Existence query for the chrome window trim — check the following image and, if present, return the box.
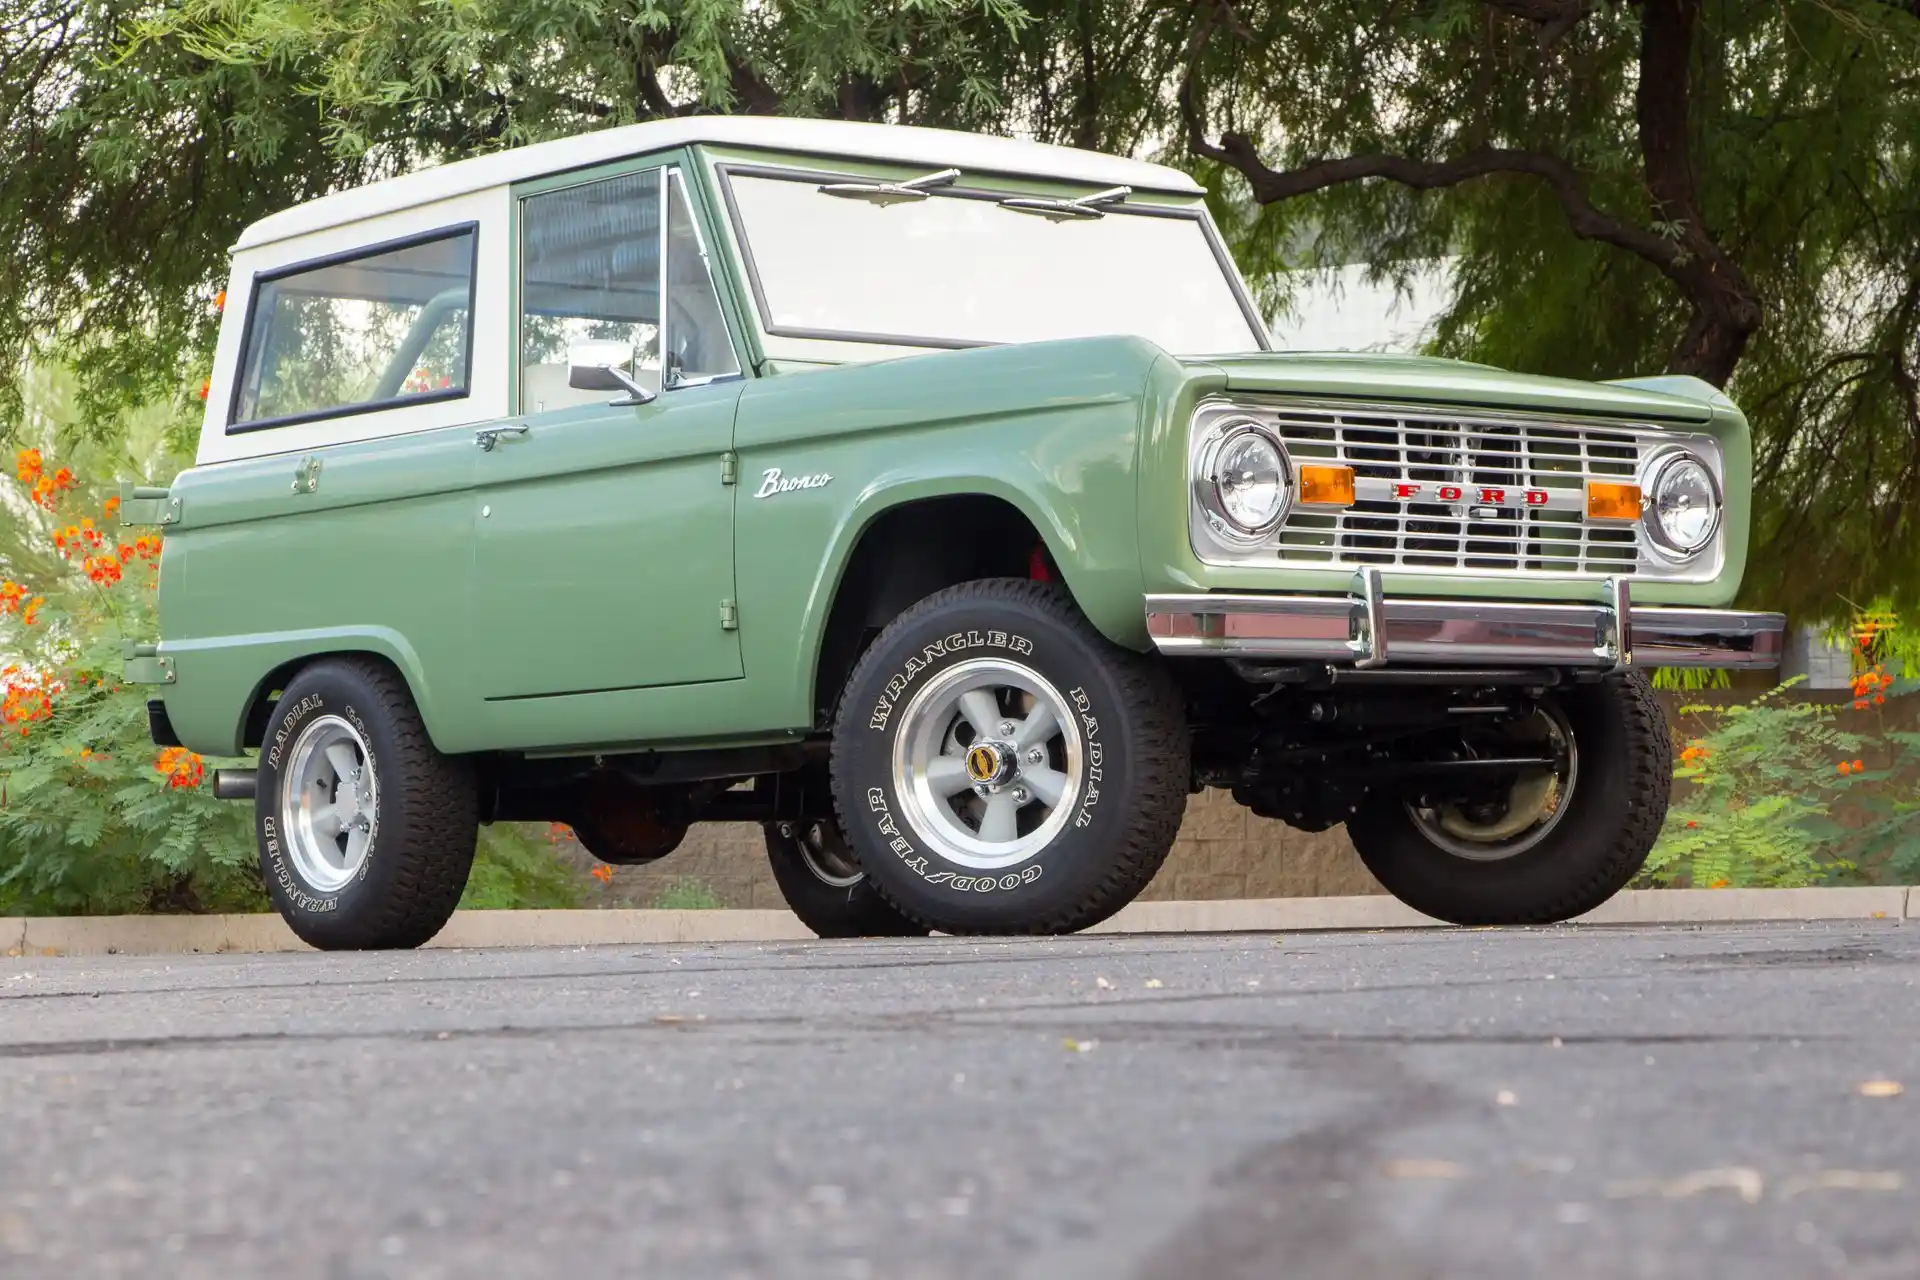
[711,161,1272,354]
[226,221,480,435]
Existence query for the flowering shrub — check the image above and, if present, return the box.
[1646,603,1920,889]
[1642,680,1868,889]
[0,446,264,913]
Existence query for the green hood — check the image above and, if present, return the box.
[1189,351,1719,425]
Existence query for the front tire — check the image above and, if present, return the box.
[829,579,1188,935]
[764,820,929,938]
[255,656,479,950]
[1346,671,1670,925]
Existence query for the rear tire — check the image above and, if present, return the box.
[254,657,478,950]
[1346,671,1670,925]
[829,579,1188,935]
[764,820,929,938]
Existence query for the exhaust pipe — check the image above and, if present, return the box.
[212,769,257,801]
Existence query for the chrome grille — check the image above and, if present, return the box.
[1272,407,1648,576]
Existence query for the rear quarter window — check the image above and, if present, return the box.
[229,225,478,432]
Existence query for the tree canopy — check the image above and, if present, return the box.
[5,0,1920,616]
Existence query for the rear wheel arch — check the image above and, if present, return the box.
[239,646,442,753]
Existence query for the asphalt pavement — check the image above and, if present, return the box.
[1,921,1916,1279]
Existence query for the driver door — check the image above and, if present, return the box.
[469,162,746,701]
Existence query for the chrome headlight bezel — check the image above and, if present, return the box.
[1192,418,1293,546]
[1640,447,1723,558]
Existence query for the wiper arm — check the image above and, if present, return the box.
[818,168,961,206]
[998,185,1132,220]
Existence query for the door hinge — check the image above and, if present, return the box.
[117,483,180,528]
[719,599,739,631]
[292,455,322,494]
[720,451,739,486]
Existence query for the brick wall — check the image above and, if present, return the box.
[581,788,1383,909]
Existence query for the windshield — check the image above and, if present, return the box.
[722,169,1266,355]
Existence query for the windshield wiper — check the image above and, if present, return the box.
[998,185,1132,220]
[818,168,961,206]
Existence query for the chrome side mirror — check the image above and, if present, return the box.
[566,339,656,406]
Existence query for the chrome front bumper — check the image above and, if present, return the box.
[1145,571,1784,671]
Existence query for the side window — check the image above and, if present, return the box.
[231,226,476,430]
[519,169,663,414]
[663,171,741,386]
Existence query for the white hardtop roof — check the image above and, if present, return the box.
[235,117,1205,251]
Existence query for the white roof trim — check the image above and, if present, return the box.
[235,118,1205,251]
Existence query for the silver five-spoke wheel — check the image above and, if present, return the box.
[281,714,379,893]
[891,658,1083,870]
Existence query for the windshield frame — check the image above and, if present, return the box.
[710,160,1271,358]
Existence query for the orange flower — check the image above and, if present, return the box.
[51,467,74,491]
[212,289,226,313]
[1854,759,1866,772]
[104,494,121,519]
[155,746,204,789]
[118,543,135,563]
[1709,878,1731,889]
[83,554,123,586]
[31,474,55,507]
[19,597,44,626]
[0,581,24,614]
[1685,820,1699,828]
[589,864,615,884]
[14,448,41,484]
[197,378,210,401]
[1837,762,1851,775]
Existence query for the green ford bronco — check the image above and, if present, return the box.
[127,117,1784,949]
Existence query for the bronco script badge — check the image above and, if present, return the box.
[754,467,833,498]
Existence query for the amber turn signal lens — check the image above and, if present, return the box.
[1586,481,1643,521]
[1297,464,1355,507]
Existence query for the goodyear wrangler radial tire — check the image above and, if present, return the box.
[829,579,1189,935]
[254,656,479,950]
[1345,671,1671,926]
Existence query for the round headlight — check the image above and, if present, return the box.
[1643,451,1721,556]
[1200,423,1291,542]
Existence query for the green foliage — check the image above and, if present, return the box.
[1644,681,1866,889]
[650,875,723,910]
[0,370,263,914]
[1649,668,1732,693]
[459,824,587,910]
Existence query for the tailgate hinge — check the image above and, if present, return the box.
[720,451,739,486]
[719,598,739,631]
[122,640,175,685]
[117,483,181,528]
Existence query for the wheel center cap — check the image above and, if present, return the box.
[965,742,1013,786]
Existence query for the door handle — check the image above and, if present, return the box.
[475,424,530,452]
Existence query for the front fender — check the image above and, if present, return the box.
[731,336,1166,729]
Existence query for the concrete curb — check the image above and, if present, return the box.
[3,886,1912,957]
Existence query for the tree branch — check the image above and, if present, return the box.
[1482,0,1594,48]
[1178,79,1684,271]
